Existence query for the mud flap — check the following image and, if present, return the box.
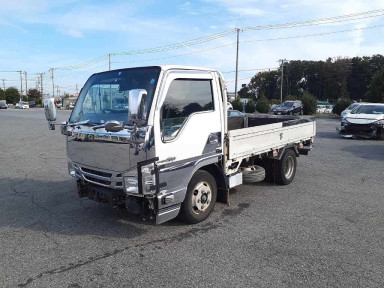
[217,188,230,206]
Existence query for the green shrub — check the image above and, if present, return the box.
[301,92,317,115]
[245,100,256,113]
[256,96,270,113]
[332,99,352,115]
[285,95,298,101]
[232,98,243,111]
[269,99,280,105]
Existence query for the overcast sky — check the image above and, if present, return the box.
[1,0,384,94]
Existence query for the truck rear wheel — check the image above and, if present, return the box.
[275,149,297,185]
[179,170,217,224]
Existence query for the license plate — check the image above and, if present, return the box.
[277,112,281,115]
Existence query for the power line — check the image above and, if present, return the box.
[242,23,384,45]
[103,23,384,69]
[244,9,384,31]
[51,22,384,88]
[50,9,384,71]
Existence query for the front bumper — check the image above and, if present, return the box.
[274,110,289,115]
[337,123,378,138]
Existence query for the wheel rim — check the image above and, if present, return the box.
[191,181,212,214]
[284,156,295,179]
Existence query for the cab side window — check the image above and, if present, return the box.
[161,79,214,141]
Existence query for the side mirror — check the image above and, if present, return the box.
[128,89,147,124]
[44,97,57,130]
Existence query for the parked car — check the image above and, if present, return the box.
[270,104,280,114]
[316,105,326,114]
[227,110,245,117]
[0,103,7,109]
[273,100,303,115]
[17,101,30,109]
[227,102,233,110]
[317,104,333,114]
[325,105,333,113]
[28,101,36,108]
[340,102,364,118]
[337,103,384,139]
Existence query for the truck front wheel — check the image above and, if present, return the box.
[275,149,297,185]
[179,170,217,224]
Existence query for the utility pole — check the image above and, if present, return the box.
[109,54,112,71]
[1,79,5,92]
[18,71,23,101]
[56,85,59,97]
[279,59,286,103]
[234,28,240,99]
[75,84,78,95]
[24,71,28,100]
[39,73,44,99]
[50,68,55,97]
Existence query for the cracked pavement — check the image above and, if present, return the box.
[1,109,384,287]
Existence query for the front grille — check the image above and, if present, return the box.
[346,124,375,133]
[81,167,112,178]
[76,165,123,189]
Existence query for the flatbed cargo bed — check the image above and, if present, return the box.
[226,114,316,172]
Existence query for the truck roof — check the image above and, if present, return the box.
[90,65,220,79]
[160,65,216,72]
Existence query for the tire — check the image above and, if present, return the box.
[179,170,217,224]
[275,149,297,185]
[241,165,265,183]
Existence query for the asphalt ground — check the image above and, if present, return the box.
[1,109,383,288]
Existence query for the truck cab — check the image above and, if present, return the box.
[44,65,315,224]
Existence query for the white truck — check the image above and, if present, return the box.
[44,65,316,224]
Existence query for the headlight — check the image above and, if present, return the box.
[68,162,76,177]
[140,165,156,195]
[341,118,350,126]
[123,163,157,195]
[123,176,139,193]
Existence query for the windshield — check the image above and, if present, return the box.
[283,102,294,107]
[355,105,384,115]
[69,67,161,125]
[347,103,359,110]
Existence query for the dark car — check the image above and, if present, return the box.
[227,110,245,130]
[0,103,7,109]
[273,100,303,115]
[28,101,36,108]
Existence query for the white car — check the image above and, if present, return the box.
[17,101,30,109]
[227,102,233,110]
[337,103,384,139]
[316,105,326,114]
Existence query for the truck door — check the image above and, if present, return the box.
[154,69,222,164]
